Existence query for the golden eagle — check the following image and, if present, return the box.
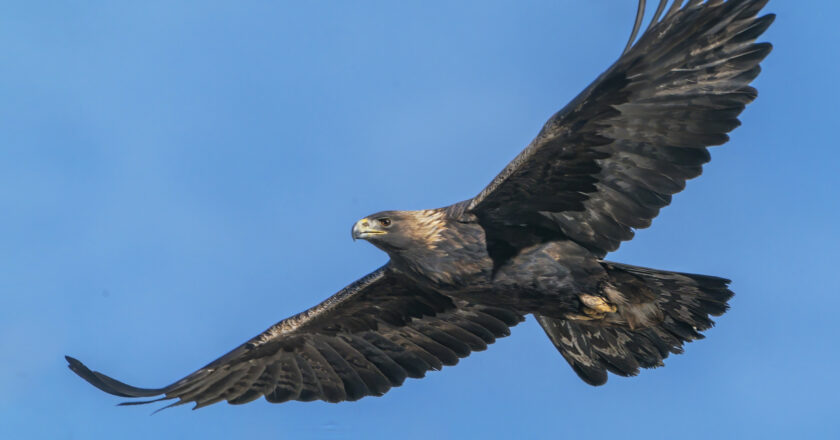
[67,0,774,409]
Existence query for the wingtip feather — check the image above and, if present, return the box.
[66,354,166,398]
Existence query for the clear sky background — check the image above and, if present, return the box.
[2,1,838,439]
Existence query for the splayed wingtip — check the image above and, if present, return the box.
[66,354,166,398]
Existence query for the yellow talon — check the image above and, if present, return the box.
[566,295,617,321]
[582,308,606,320]
[580,294,617,314]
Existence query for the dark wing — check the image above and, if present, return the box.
[66,265,523,409]
[468,0,774,259]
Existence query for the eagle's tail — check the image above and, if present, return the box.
[535,262,733,386]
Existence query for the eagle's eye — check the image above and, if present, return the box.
[378,218,392,227]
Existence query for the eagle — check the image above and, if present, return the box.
[67,0,774,410]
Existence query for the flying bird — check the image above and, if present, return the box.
[67,0,774,410]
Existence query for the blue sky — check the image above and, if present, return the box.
[2,1,838,438]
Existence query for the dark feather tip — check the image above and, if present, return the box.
[66,355,165,398]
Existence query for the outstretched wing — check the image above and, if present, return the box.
[66,266,523,409]
[468,0,773,258]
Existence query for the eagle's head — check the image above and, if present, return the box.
[352,209,447,253]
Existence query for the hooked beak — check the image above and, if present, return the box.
[352,218,387,241]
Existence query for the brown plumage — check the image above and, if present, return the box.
[67,0,774,408]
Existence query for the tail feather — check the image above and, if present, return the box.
[537,262,733,385]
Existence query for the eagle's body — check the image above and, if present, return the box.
[378,205,586,316]
[68,0,774,408]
